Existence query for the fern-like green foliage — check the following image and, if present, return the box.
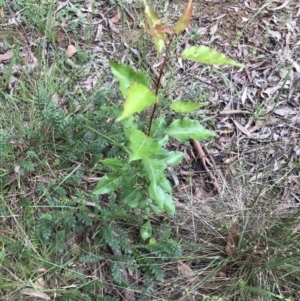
[95,296,120,301]
[36,213,53,240]
[134,249,165,281]
[76,207,93,226]
[30,88,126,167]
[0,130,9,157]
[111,261,127,286]
[79,254,104,263]
[138,279,154,301]
[144,240,182,260]
[101,224,123,251]
[1,83,185,298]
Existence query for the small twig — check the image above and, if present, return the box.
[122,4,135,23]
[3,0,37,71]
[4,0,31,49]
[147,58,168,135]
[201,110,251,122]
[217,110,251,116]
[191,140,221,195]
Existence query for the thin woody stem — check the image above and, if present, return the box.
[147,35,174,136]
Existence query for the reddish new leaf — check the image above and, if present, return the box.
[144,0,161,30]
[144,22,167,40]
[143,0,167,51]
[174,0,193,34]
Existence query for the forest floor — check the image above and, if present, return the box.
[0,0,300,300]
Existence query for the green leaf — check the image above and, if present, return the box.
[137,199,148,209]
[123,173,139,187]
[101,106,122,117]
[129,130,160,161]
[160,178,172,194]
[149,204,163,214]
[150,117,167,138]
[117,83,157,121]
[142,158,166,183]
[110,60,149,98]
[100,158,127,170]
[157,135,169,146]
[165,151,184,166]
[174,0,193,34]
[170,101,207,113]
[141,220,152,240]
[164,193,175,216]
[128,198,140,208]
[149,182,165,210]
[150,117,169,146]
[166,118,216,142]
[153,37,165,52]
[121,189,142,208]
[122,116,138,139]
[181,45,244,67]
[149,238,157,244]
[93,173,123,195]
[154,149,183,166]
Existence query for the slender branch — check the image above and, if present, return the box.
[147,36,174,136]
[147,103,157,136]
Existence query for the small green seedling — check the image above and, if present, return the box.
[93,0,243,239]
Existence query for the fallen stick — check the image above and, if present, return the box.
[191,140,221,195]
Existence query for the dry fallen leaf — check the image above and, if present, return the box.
[34,277,45,290]
[269,0,290,10]
[0,229,14,236]
[178,262,193,275]
[232,119,251,137]
[241,87,248,105]
[21,276,49,299]
[178,262,197,281]
[219,136,231,143]
[52,92,64,108]
[274,107,296,117]
[225,226,240,259]
[67,45,77,57]
[109,8,121,24]
[22,49,38,70]
[4,173,18,187]
[210,23,218,35]
[95,24,103,41]
[269,30,281,41]
[249,172,263,182]
[248,118,277,133]
[21,288,50,300]
[0,51,13,63]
